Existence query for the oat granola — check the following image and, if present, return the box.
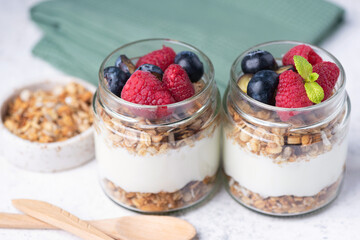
[3,82,93,143]
[104,175,216,212]
[227,174,342,215]
[225,102,346,164]
[95,80,219,156]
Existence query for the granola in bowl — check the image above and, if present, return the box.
[3,82,93,143]
[0,76,95,172]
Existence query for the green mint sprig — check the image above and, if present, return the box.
[293,55,324,104]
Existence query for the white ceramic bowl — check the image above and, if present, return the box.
[0,76,96,172]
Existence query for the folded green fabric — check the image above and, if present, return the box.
[31,0,344,93]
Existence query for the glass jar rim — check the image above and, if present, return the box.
[98,38,215,109]
[230,40,346,112]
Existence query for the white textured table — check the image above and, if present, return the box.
[1,0,359,239]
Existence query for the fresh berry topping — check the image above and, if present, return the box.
[241,50,277,74]
[237,74,253,93]
[103,66,130,96]
[313,62,340,101]
[247,70,279,105]
[115,55,136,75]
[308,50,323,65]
[163,64,195,102]
[275,65,295,75]
[135,46,176,71]
[275,70,313,109]
[121,70,175,105]
[174,51,204,82]
[136,64,164,80]
[282,45,322,66]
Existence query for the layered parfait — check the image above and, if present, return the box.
[93,40,221,212]
[223,42,350,215]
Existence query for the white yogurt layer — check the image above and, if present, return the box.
[95,128,220,193]
[224,136,347,197]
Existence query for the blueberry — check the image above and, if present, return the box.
[275,65,295,75]
[103,66,129,96]
[115,55,136,75]
[247,70,279,105]
[241,50,277,74]
[136,64,164,80]
[174,51,204,82]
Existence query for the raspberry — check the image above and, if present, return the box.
[121,70,175,105]
[135,46,176,72]
[163,64,195,102]
[282,45,322,66]
[275,70,313,120]
[313,61,340,101]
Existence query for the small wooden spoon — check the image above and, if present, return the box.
[12,199,115,240]
[1,199,196,240]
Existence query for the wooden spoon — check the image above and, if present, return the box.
[12,199,115,240]
[2,200,196,240]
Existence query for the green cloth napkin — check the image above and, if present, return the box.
[30,0,344,93]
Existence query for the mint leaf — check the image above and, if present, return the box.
[293,55,314,82]
[293,55,323,104]
[304,82,324,104]
[308,72,319,82]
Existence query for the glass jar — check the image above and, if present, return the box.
[223,41,351,216]
[93,39,221,213]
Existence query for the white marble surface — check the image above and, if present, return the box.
[1,0,359,239]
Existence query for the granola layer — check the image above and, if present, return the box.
[225,103,347,164]
[226,174,342,215]
[104,175,216,212]
[94,80,220,156]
